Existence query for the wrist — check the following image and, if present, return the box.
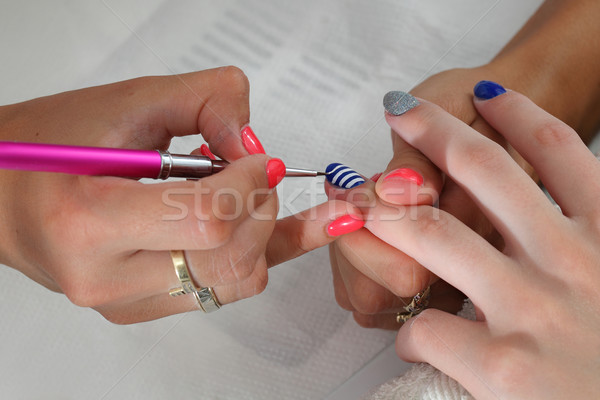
[482,0,600,141]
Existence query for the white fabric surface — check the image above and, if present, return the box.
[0,1,544,398]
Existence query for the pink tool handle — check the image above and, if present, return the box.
[0,141,162,178]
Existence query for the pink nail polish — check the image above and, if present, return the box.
[327,215,364,237]
[200,144,217,160]
[383,168,424,186]
[266,158,286,189]
[370,172,383,182]
[241,126,265,155]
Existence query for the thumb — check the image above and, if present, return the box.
[377,94,443,205]
[266,200,364,268]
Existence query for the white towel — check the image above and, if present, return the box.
[362,301,476,400]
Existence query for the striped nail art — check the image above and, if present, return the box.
[326,163,365,189]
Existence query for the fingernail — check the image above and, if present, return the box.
[266,158,286,189]
[370,172,383,182]
[327,214,364,237]
[241,126,265,155]
[473,80,506,100]
[325,163,366,189]
[383,91,420,116]
[379,168,424,204]
[382,168,424,186]
[200,144,217,160]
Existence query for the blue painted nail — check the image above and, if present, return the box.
[326,163,365,189]
[383,91,420,116]
[474,80,506,100]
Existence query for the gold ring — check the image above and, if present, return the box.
[168,250,198,297]
[396,285,431,323]
[168,250,222,313]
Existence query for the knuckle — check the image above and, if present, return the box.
[413,208,451,240]
[251,268,269,295]
[44,208,88,253]
[531,120,576,147]
[210,186,242,218]
[61,276,105,308]
[392,280,428,300]
[482,337,536,390]
[216,66,249,94]
[98,310,131,325]
[97,308,140,325]
[230,259,256,282]
[196,218,234,248]
[353,313,379,329]
[285,222,312,257]
[350,288,389,315]
[241,265,269,299]
[334,290,355,311]
[213,251,261,286]
[456,141,508,175]
[379,260,429,298]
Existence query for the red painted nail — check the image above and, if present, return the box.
[200,144,217,160]
[370,172,383,182]
[266,158,286,189]
[383,168,424,186]
[241,126,265,155]
[327,214,364,237]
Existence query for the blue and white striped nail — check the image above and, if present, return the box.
[326,163,366,189]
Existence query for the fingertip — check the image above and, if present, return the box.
[395,309,434,362]
[199,144,217,160]
[376,167,440,206]
[473,80,507,101]
[241,125,266,155]
[383,91,420,116]
[266,158,286,189]
[325,162,366,189]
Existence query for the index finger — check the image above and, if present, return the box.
[265,200,365,268]
[473,82,600,218]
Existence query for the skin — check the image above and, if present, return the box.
[373,90,600,399]
[0,67,361,324]
[329,0,600,329]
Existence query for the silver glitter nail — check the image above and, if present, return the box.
[383,91,420,116]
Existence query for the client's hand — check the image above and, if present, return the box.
[368,83,600,398]
[327,68,509,329]
[0,67,363,324]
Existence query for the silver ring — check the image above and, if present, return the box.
[194,287,221,313]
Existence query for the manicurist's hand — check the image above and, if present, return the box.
[0,67,364,324]
[367,83,600,399]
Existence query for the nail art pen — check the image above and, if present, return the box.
[0,141,326,179]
